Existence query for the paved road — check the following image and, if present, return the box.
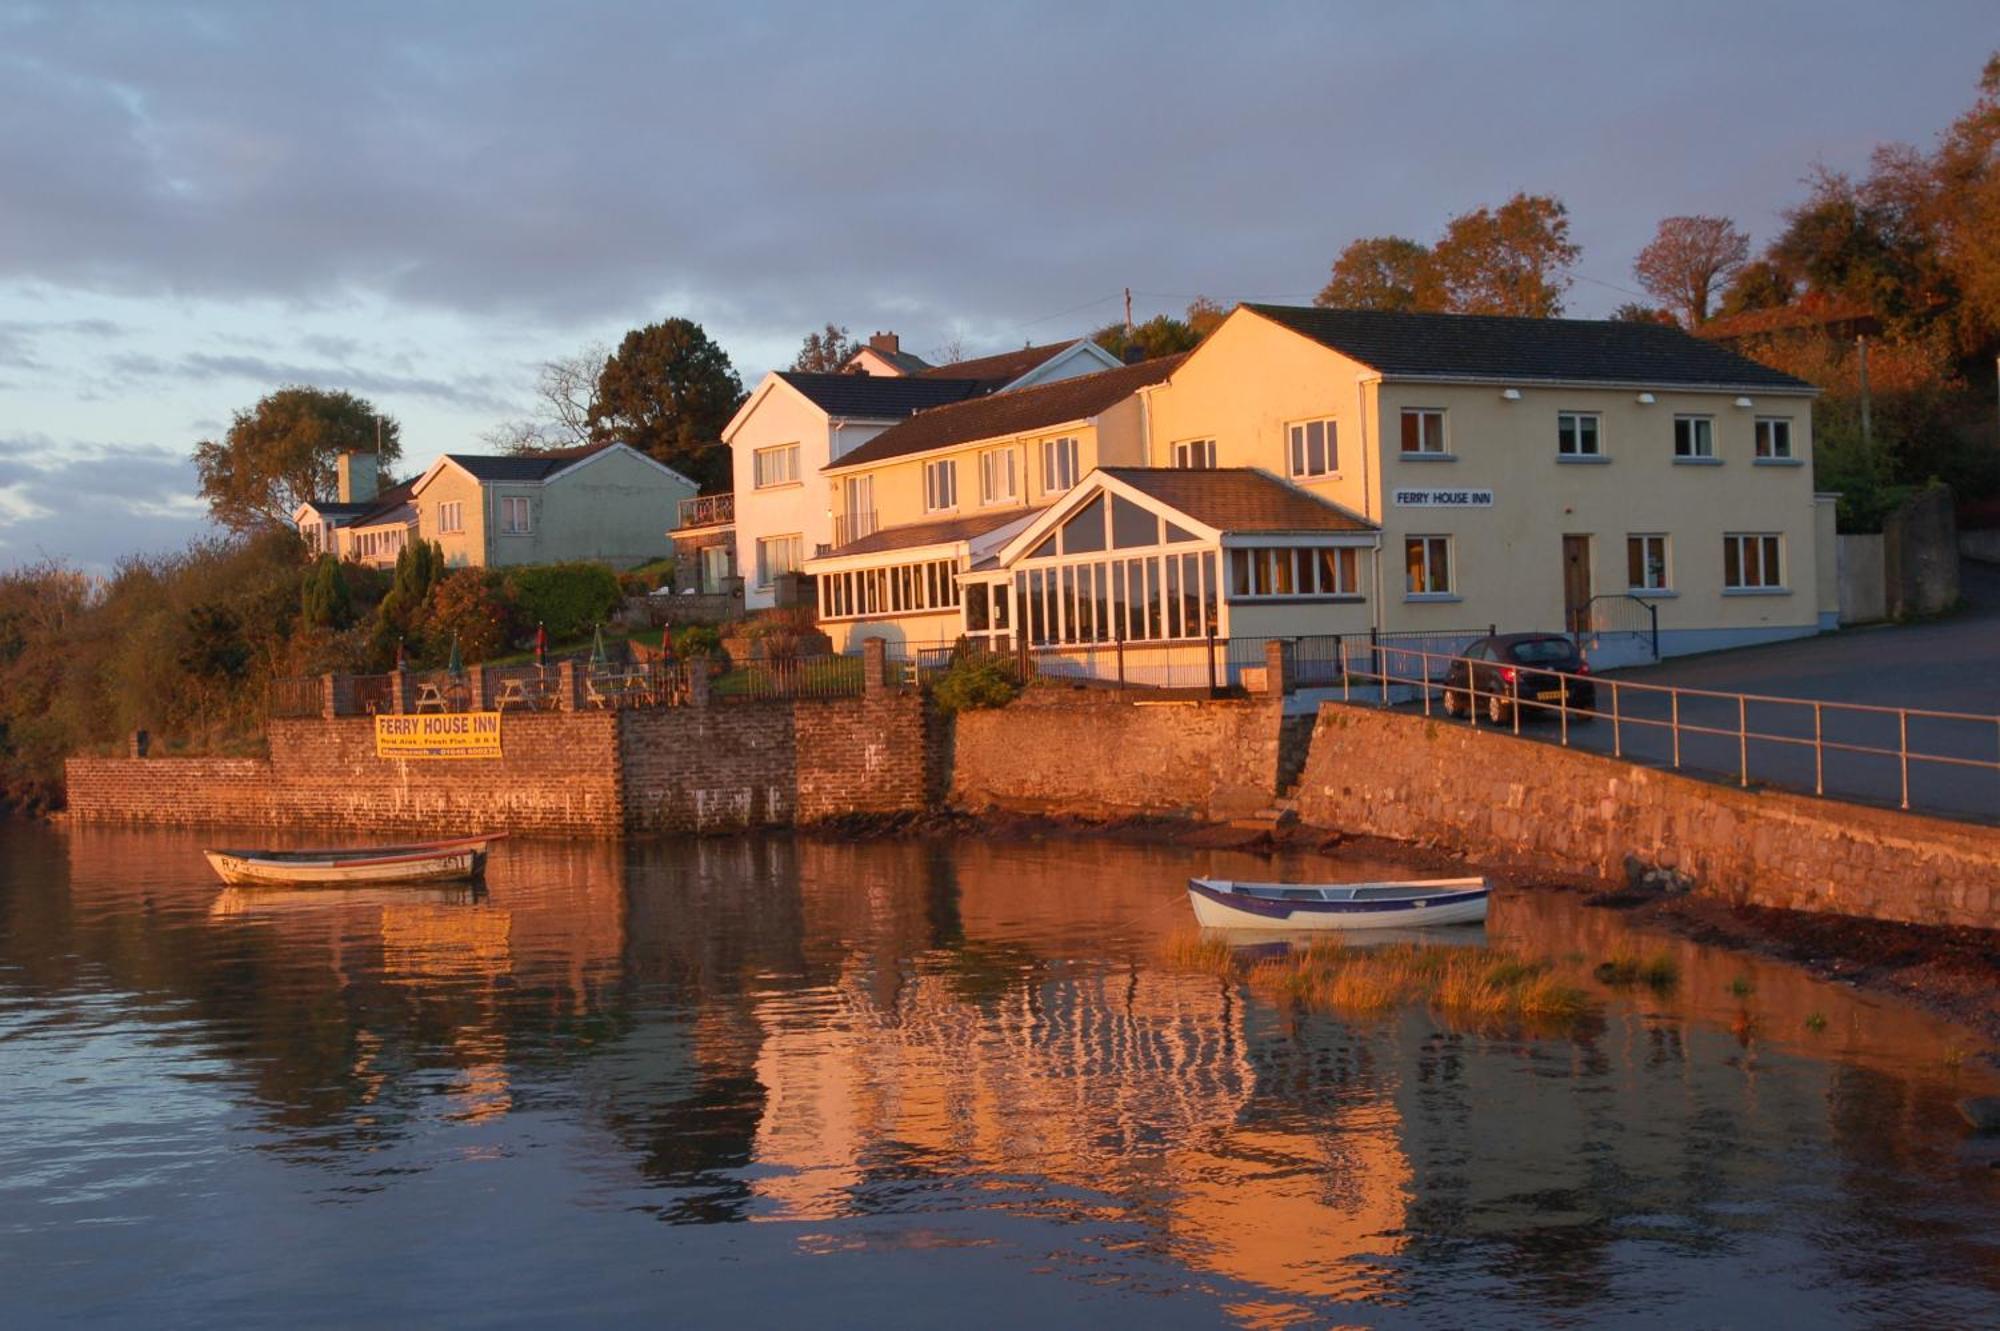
[1398,560,2000,823]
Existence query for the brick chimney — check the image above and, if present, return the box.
[337,452,378,504]
[868,331,900,357]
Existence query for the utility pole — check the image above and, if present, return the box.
[1857,334,1872,448]
[1124,287,1134,338]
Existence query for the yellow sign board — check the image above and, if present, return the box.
[375,711,503,760]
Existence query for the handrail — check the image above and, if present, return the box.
[1334,640,1999,817]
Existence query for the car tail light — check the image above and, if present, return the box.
[1575,661,1591,675]
[1501,666,1518,685]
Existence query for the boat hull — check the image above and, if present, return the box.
[1187,878,1489,931]
[203,836,499,888]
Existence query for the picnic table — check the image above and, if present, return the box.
[413,678,471,713]
[493,673,560,712]
[586,668,654,710]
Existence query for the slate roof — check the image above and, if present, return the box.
[853,345,934,374]
[439,441,619,483]
[1246,304,1815,392]
[828,355,1188,472]
[346,479,420,528]
[916,340,1083,387]
[777,372,987,418]
[1098,468,1376,534]
[823,507,1043,559]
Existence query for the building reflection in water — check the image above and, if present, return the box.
[38,825,2000,1322]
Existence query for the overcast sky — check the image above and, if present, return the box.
[0,1,1990,571]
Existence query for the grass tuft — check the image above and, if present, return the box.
[1163,930,1593,1028]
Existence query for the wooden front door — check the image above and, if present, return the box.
[1562,535,1592,635]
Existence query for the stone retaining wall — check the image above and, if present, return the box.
[1293,705,2000,930]
[951,692,1284,821]
[65,694,939,837]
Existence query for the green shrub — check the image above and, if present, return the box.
[502,562,623,641]
[931,643,1020,713]
[300,556,354,629]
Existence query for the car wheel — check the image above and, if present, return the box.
[1441,688,1465,718]
[1486,691,1510,726]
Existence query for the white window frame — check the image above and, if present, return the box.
[979,447,1018,506]
[1674,415,1715,459]
[756,534,803,589]
[1723,533,1785,591]
[437,501,464,534]
[1404,535,1453,598]
[1040,437,1080,495]
[1227,546,1362,600]
[753,443,801,489]
[1557,411,1602,458]
[500,495,532,535]
[1400,408,1448,456]
[923,458,958,513]
[1172,438,1216,469]
[1626,534,1670,591]
[1287,416,1338,479]
[1754,416,1794,460]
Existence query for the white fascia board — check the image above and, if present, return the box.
[992,468,1225,565]
[823,415,1097,476]
[803,540,970,575]
[1217,531,1377,549]
[723,373,828,444]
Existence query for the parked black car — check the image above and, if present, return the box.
[1440,633,1596,724]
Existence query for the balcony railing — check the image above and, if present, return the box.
[832,510,879,550]
[677,493,735,529]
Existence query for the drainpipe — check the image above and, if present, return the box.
[1358,375,1384,638]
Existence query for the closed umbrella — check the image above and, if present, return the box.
[534,622,548,669]
[447,633,464,677]
[589,624,608,672]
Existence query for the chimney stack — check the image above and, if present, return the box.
[337,452,379,505]
[869,331,900,356]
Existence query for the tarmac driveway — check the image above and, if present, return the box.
[1411,560,2000,822]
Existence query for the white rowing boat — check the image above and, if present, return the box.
[203,834,503,888]
[1187,876,1489,931]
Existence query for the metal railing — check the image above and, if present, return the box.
[1335,642,2000,821]
[714,653,868,702]
[268,677,322,718]
[676,493,735,528]
[1583,593,1661,661]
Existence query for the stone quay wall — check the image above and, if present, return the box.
[950,691,1286,822]
[1293,705,2000,931]
[65,693,939,837]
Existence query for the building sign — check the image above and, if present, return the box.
[1392,488,1494,509]
[375,712,503,760]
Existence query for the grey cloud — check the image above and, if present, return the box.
[0,436,208,572]
[100,348,512,412]
[0,0,1987,353]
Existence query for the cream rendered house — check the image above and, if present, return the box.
[726,338,1123,612]
[407,441,696,569]
[802,303,1826,668]
[1139,305,1826,659]
[293,452,417,569]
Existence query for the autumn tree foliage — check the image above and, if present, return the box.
[586,318,744,491]
[1633,216,1750,326]
[193,387,402,533]
[1316,194,1579,317]
[791,323,860,373]
[1092,298,1226,361]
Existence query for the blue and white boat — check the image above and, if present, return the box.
[1187,876,1489,931]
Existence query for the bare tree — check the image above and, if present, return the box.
[483,345,607,453]
[1634,216,1751,327]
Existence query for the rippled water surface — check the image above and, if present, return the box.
[3,824,1998,1328]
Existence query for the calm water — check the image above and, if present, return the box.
[3,825,1997,1329]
